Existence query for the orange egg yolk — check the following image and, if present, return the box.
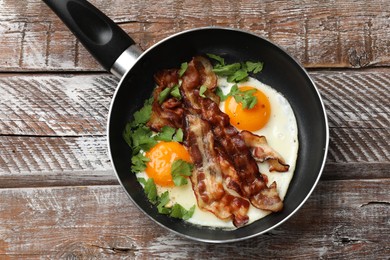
[145,141,191,187]
[224,86,271,131]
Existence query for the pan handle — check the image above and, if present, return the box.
[43,0,142,78]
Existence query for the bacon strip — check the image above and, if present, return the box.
[241,130,290,172]
[185,114,250,227]
[147,69,184,131]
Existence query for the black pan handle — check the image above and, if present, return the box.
[43,0,142,77]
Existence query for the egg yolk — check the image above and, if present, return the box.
[145,141,191,187]
[225,86,271,131]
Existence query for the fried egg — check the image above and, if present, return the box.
[137,76,298,229]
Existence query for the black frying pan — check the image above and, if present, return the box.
[44,0,329,243]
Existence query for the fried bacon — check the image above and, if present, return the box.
[241,130,290,172]
[192,56,217,91]
[185,114,250,227]
[148,58,219,132]
[147,69,184,131]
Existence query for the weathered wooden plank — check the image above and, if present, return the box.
[0,74,117,136]
[0,136,111,174]
[0,180,388,258]
[0,0,389,71]
[0,172,118,188]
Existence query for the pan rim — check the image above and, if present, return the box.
[107,26,329,243]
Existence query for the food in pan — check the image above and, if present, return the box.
[124,55,298,228]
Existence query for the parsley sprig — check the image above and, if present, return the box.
[171,159,194,186]
[123,97,185,173]
[207,54,263,109]
[138,178,195,220]
[229,84,258,109]
[206,53,263,83]
[158,84,181,104]
[215,84,258,109]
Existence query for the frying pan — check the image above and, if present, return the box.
[43,0,329,243]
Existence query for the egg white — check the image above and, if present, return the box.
[138,76,298,229]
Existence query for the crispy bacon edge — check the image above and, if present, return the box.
[185,114,250,227]
[147,69,185,131]
[241,130,290,172]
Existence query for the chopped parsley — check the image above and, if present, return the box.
[131,153,150,172]
[138,177,158,204]
[207,53,264,83]
[171,159,194,186]
[138,177,195,220]
[154,126,176,142]
[170,84,181,99]
[215,87,229,102]
[207,53,264,109]
[158,83,182,104]
[130,126,157,154]
[172,128,183,142]
[128,97,153,128]
[179,62,188,77]
[229,84,258,109]
[199,85,207,98]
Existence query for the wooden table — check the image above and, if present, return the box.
[1,0,389,258]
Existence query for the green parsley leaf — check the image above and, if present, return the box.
[199,85,207,98]
[170,84,181,99]
[131,126,157,153]
[157,191,171,214]
[129,98,153,128]
[228,85,258,109]
[182,205,196,220]
[229,84,239,95]
[179,62,188,77]
[206,53,225,65]
[215,87,228,102]
[172,128,184,142]
[158,84,182,104]
[154,126,176,141]
[212,63,241,76]
[138,177,195,220]
[207,54,264,83]
[144,178,158,204]
[171,159,193,186]
[227,69,248,83]
[131,153,150,172]
[154,126,183,143]
[137,177,147,185]
[246,61,264,74]
[158,87,171,104]
[170,204,196,220]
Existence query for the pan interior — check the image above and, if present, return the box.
[108,28,328,242]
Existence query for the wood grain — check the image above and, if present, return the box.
[0,0,389,71]
[0,180,388,259]
[0,74,117,136]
